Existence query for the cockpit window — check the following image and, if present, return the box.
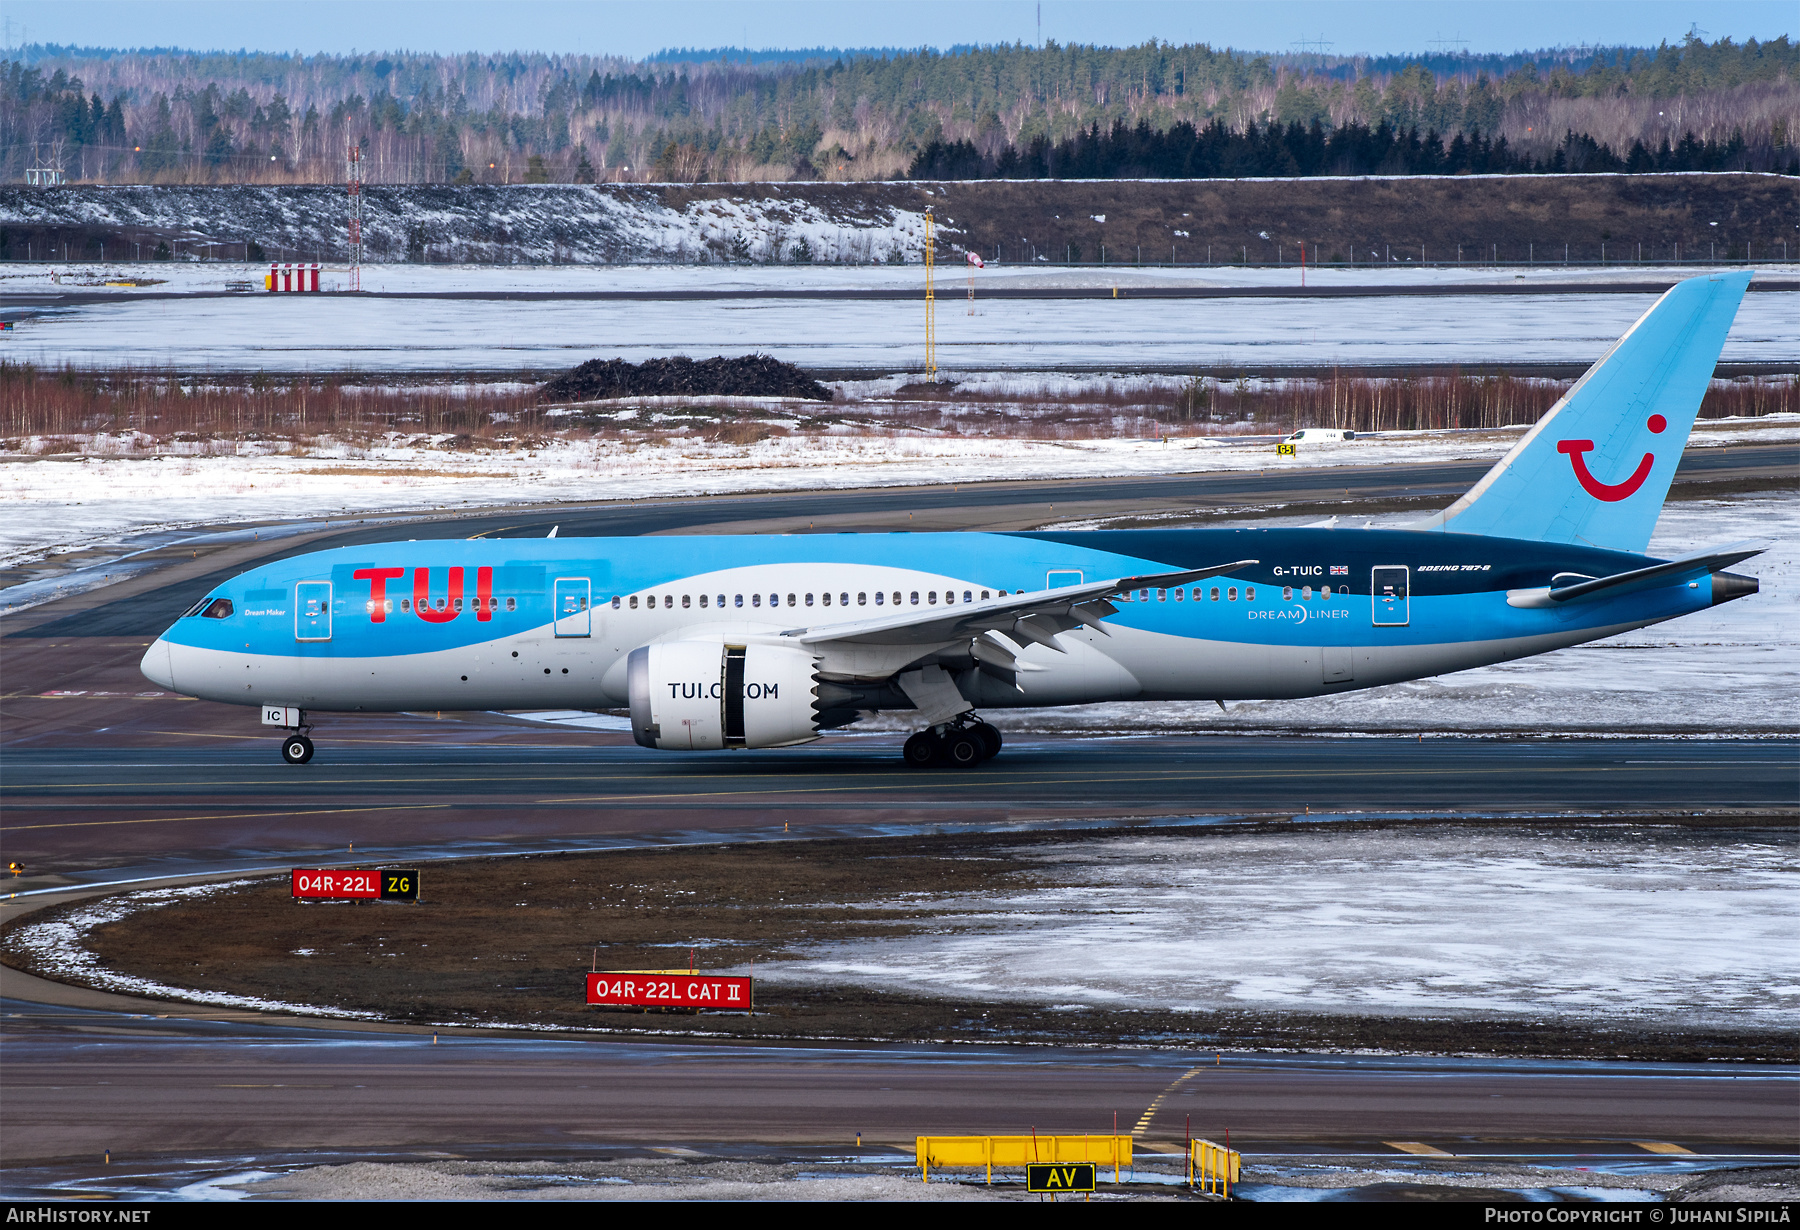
[201,598,235,619]
[182,598,210,617]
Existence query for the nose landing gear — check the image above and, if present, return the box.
[902,718,1002,768]
[281,733,315,764]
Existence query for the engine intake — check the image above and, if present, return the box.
[628,641,821,750]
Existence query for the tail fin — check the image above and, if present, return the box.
[1415,271,1751,554]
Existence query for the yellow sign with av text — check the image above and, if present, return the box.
[1027,1163,1096,1192]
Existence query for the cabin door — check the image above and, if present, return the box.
[295,581,332,641]
[553,577,592,637]
[1371,566,1409,627]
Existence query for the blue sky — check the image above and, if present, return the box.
[7,1,1792,59]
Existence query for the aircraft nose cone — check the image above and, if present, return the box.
[140,638,176,690]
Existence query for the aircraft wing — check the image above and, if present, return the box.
[1506,540,1767,608]
[781,560,1258,648]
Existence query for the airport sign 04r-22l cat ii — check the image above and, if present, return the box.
[141,272,1763,768]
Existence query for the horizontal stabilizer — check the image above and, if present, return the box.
[1506,540,1768,608]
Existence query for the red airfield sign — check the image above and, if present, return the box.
[587,972,752,1010]
[291,868,418,901]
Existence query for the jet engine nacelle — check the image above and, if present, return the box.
[627,640,821,750]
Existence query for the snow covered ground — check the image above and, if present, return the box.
[2,416,1791,575]
[762,825,1799,1028]
[5,262,1793,373]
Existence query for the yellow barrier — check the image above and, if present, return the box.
[916,1135,1131,1184]
[1187,1138,1241,1197]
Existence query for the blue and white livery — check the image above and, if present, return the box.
[142,273,1764,766]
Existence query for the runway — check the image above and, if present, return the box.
[2,739,1794,879]
[22,278,1800,306]
[3,993,1793,1168]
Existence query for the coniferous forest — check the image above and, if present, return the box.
[2,34,1794,185]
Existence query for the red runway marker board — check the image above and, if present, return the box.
[291,868,419,901]
[586,973,751,1011]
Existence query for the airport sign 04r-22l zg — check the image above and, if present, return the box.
[290,868,420,901]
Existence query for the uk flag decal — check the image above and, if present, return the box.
[1330,565,1348,575]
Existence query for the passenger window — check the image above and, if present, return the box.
[201,597,234,619]
[1209,587,1219,602]
[506,597,516,611]
[821,593,829,606]
[787,594,796,607]
[699,594,708,608]
[1175,588,1184,601]
[665,596,674,609]
[402,599,411,612]
[858,592,867,605]
[963,590,972,603]
[455,598,464,611]
[894,592,903,605]
[612,596,620,609]
[1228,587,1239,601]
[981,590,990,599]
[840,592,849,606]
[683,595,691,608]
[735,594,743,607]
[1320,586,1331,599]
[1246,587,1256,601]
[1302,586,1312,600]
[629,596,638,609]
[1158,589,1167,602]
[910,591,919,605]
[875,592,884,605]
[1283,587,1294,601]
[718,595,726,608]
[806,593,814,606]
[927,591,936,604]
[752,594,761,607]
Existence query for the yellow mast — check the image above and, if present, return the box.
[924,206,936,383]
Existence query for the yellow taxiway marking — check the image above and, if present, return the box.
[1133,1066,1204,1137]
[1385,1142,1454,1156]
[1633,1141,1696,1155]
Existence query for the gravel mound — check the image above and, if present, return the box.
[539,355,833,403]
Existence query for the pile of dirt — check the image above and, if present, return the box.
[538,354,833,403]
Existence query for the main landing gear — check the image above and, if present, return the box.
[280,733,315,764]
[903,718,1002,769]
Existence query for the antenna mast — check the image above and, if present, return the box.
[346,142,364,292]
[923,206,936,383]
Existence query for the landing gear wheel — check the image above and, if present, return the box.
[902,731,941,767]
[942,730,985,768]
[971,722,1002,760]
[281,734,315,765]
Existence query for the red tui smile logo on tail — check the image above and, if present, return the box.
[1557,415,1666,502]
